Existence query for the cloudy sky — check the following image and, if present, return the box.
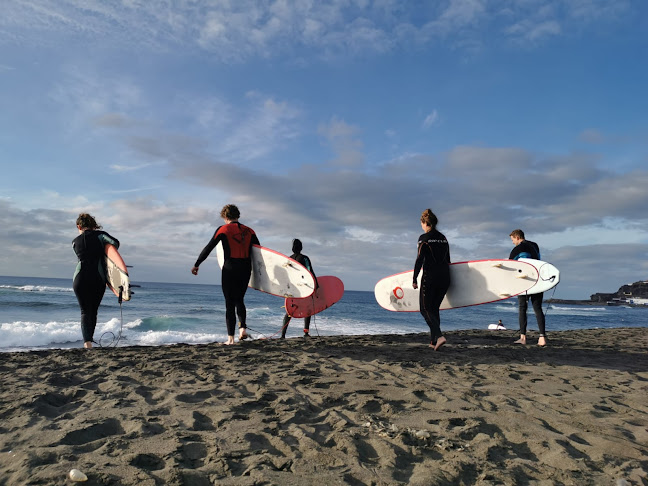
[1,0,647,299]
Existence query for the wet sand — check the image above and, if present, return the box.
[1,328,647,485]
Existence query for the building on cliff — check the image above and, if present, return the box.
[591,280,648,305]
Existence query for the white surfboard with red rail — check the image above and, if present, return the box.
[375,259,539,312]
[518,258,560,295]
[216,244,316,298]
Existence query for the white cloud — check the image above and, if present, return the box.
[422,109,439,129]
[1,0,635,59]
[318,118,365,167]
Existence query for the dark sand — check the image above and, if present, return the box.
[1,328,647,485]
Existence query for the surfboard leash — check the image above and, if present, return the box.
[97,286,126,348]
[542,284,559,320]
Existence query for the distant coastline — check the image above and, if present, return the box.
[546,298,648,308]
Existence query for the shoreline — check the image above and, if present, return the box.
[1,328,647,485]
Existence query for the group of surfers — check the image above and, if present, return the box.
[72,205,546,349]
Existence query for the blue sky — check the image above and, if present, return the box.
[1,0,647,300]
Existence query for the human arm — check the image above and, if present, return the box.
[302,255,318,289]
[413,241,425,289]
[98,232,120,249]
[192,228,223,274]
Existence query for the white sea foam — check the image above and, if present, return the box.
[0,284,73,292]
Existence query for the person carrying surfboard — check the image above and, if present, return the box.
[281,239,319,339]
[72,213,120,349]
[191,204,260,345]
[509,229,547,347]
[412,209,451,351]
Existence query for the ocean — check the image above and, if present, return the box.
[1,275,646,352]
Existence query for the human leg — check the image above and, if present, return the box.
[420,279,446,347]
[515,295,528,344]
[303,316,311,336]
[221,267,238,342]
[74,272,106,348]
[281,314,291,339]
[530,293,546,345]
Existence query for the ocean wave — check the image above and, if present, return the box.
[0,284,73,293]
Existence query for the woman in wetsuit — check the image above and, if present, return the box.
[191,204,260,345]
[72,213,120,348]
[412,209,451,350]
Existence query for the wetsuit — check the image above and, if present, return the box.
[413,229,451,345]
[281,252,318,338]
[72,230,120,343]
[509,239,546,336]
[194,222,259,337]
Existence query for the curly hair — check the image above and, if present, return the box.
[76,213,101,230]
[220,204,241,221]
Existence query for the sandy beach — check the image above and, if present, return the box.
[1,328,647,485]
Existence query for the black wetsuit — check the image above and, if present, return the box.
[194,222,260,337]
[282,253,318,338]
[413,229,451,344]
[72,230,120,343]
[509,239,546,336]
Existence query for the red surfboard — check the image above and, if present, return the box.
[285,276,344,318]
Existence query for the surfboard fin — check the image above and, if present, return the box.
[499,292,512,297]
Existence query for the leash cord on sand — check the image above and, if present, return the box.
[98,291,125,348]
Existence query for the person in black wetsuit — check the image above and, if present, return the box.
[412,209,451,350]
[509,229,547,346]
[281,239,318,339]
[72,213,120,349]
[191,204,260,345]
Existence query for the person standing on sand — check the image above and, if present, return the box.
[72,213,120,349]
[191,204,260,345]
[509,229,547,347]
[413,209,451,351]
[281,238,319,339]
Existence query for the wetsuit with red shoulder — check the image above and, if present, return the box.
[194,222,260,337]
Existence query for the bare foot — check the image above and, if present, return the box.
[514,336,527,345]
[224,337,236,345]
[434,336,447,351]
[84,342,93,349]
[239,330,248,340]
[538,336,547,347]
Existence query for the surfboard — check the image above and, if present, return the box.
[374,259,539,312]
[518,258,560,295]
[104,244,131,302]
[285,276,345,318]
[216,244,316,298]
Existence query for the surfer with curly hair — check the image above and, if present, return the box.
[72,213,120,349]
[192,204,260,345]
[281,238,319,339]
[413,209,451,350]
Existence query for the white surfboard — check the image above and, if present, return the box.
[518,258,560,295]
[105,244,131,302]
[216,244,315,298]
[375,259,539,312]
